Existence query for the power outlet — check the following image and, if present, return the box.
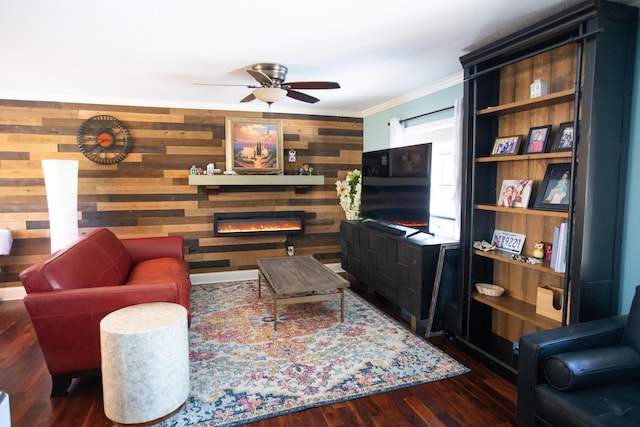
[287,246,294,256]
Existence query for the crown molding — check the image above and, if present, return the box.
[362,71,463,117]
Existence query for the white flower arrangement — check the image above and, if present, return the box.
[335,169,362,220]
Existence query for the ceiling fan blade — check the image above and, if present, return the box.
[246,69,274,86]
[285,81,341,90]
[286,90,320,103]
[194,83,259,88]
[240,93,256,103]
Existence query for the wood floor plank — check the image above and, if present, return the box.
[403,396,447,427]
[0,281,516,426]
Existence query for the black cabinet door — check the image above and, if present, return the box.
[396,243,442,318]
[396,243,422,314]
[370,232,396,301]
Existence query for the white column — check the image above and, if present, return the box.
[41,159,79,253]
[0,229,12,255]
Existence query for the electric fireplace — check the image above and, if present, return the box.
[213,211,305,237]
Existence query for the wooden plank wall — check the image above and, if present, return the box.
[0,99,363,289]
[492,44,575,342]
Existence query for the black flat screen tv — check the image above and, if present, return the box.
[361,143,432,233]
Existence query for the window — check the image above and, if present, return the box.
[396,116,459,238]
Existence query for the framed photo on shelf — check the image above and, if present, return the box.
[534,163,572,211]
[550,121,577,152]
[225,117,284,174]
[497,179,534,208]
[491,135,522,156]
[524,125,552,154]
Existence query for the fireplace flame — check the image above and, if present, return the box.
[217,219,303,234]
[395,220,428,228]
[213,211,305,236]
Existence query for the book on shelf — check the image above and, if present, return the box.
[551,226,559,270]
[552,222,568,273]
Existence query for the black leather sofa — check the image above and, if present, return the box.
[517,285,640,427]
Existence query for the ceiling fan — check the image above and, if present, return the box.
[198,63,340,105]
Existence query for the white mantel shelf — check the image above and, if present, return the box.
[188,174,325,186]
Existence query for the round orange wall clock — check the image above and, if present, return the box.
[77,115,132,164]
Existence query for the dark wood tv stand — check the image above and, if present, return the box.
[340,220,458,333]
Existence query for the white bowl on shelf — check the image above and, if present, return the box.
[475,283,505,297]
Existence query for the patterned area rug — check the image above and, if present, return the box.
[159,280,469,426]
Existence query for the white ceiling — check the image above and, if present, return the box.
[0,0,637,117]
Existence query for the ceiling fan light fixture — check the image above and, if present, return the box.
[253,87,287,104]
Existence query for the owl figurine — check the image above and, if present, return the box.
[533,242,545,259]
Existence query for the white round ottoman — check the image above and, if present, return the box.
[100,302,189,425]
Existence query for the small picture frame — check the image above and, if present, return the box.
[497,179,534,208]
[524,125,552,154]
[491,135,522,156]
[550,122,576,152]
[534,163,572,211]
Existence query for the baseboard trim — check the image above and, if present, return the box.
[1,263,345,301]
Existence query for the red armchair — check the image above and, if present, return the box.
[19,228,191,396]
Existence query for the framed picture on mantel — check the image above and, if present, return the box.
[225,117,284,174]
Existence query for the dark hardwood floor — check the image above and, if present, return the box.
[0,282,516,427]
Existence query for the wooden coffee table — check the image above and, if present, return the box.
[257,255,350,330]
